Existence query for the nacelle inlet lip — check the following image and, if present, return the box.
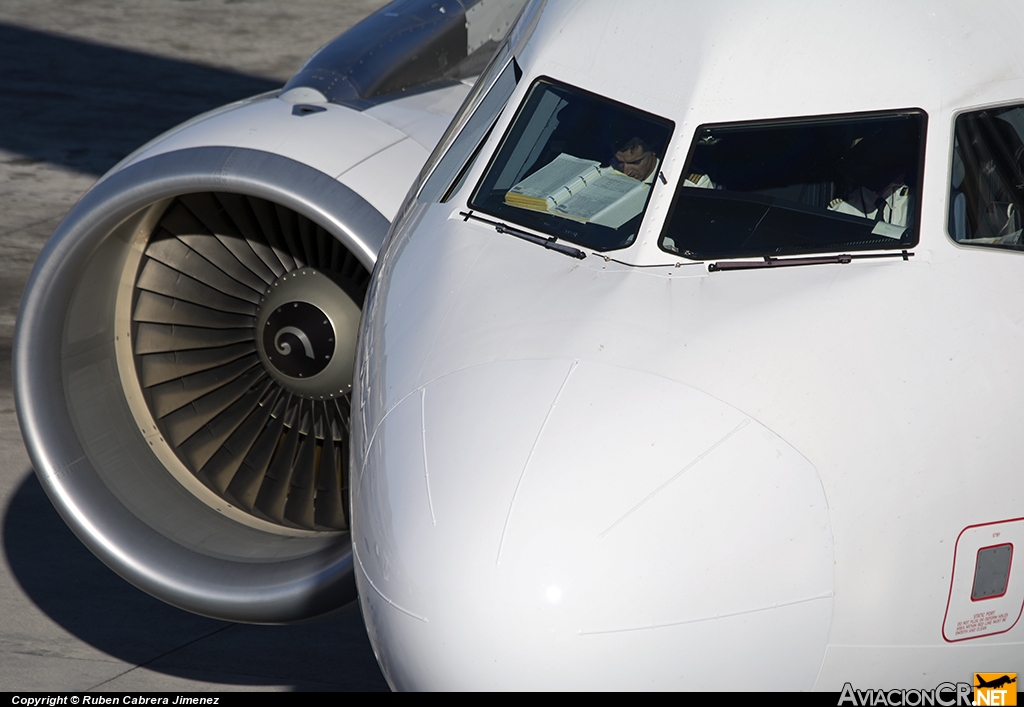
[14,146,389,622]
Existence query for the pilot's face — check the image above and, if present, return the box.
[613,145,657,180]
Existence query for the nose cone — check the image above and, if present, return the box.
[353,358,834,690]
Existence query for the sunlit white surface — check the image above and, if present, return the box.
[114,82,471,222]
[353,0,1024,690]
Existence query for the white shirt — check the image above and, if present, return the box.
[828,185,910,227]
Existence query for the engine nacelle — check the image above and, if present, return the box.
[14,0,527,623]
[15,144,385,622]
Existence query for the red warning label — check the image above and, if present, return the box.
[955,610,1010,637]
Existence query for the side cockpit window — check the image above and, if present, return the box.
[950,106,1024,249]
[469,78,674,252]
[415,56,521,207]
[661,110,926,260]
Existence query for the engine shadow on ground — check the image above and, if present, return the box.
[0,23,281,176]
[3,471,388,691]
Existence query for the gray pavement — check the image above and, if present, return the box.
[0,0,392,692]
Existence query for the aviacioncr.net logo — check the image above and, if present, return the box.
[974,674,1017,706]
[838,682,973,706]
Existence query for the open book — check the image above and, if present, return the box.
[504,153,650,229]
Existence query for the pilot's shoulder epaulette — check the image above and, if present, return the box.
[687,173,705,183]
[899,186,908,196]
[830,197,843,208]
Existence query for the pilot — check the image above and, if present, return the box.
[612,137,660,181]
[828,133,913,227]
[611,136,713,188]
[828,178,910,227]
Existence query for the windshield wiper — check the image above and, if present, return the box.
[708,250,912,272]
[459,211,587,260]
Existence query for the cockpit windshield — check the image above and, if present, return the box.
[469,78,674,252]
[661,110,926,260]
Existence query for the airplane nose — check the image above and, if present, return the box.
[353,358,834,690]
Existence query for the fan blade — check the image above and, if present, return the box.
[147,354,260,418]
[283,419,319,529]
[174,231,271,294]
[133,291,254,329]
[143,235,264,303]
[135,323,252,355]
[214,193,286,278]
[139,342,255,388]
[178,377,274,472]
[315,426,346,530]
[136,259,257,316]
[275,203,308,269]
[254,400,307,523]
[198,386,282,494]
[248,197,296,272]
[160,367,265,447]
[226,393,291,511]
[179,193,277,285]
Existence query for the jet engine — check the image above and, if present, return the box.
[14,0,527,623]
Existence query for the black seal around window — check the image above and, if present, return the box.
[660,110,927,260]
[949,104,1024,250]
[469,77,674,252]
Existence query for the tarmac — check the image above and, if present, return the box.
[0,0,392,692]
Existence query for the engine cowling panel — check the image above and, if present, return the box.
[16,145,388,622]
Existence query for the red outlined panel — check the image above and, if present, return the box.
[943,518,1024,642]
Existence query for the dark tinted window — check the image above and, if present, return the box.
[661,110,926,260]
[949,105,1024,249]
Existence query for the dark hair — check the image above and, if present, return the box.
[615,136,652,154]
[837,122,919,193]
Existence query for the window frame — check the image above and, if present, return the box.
[467,75,676,253]
[946,102,1024,253]
[659,108,929,261]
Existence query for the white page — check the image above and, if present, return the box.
[589,184,649,229]
[871,221,905,239]
[551,169,643,223]
[506,153,599,204]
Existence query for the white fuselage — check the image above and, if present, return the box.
[352,0,1024,689]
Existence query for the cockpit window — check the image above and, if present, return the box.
[416,57,520,206]
[661,110,926,260]
[469,78,674,252]
[949,105,1024,250]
